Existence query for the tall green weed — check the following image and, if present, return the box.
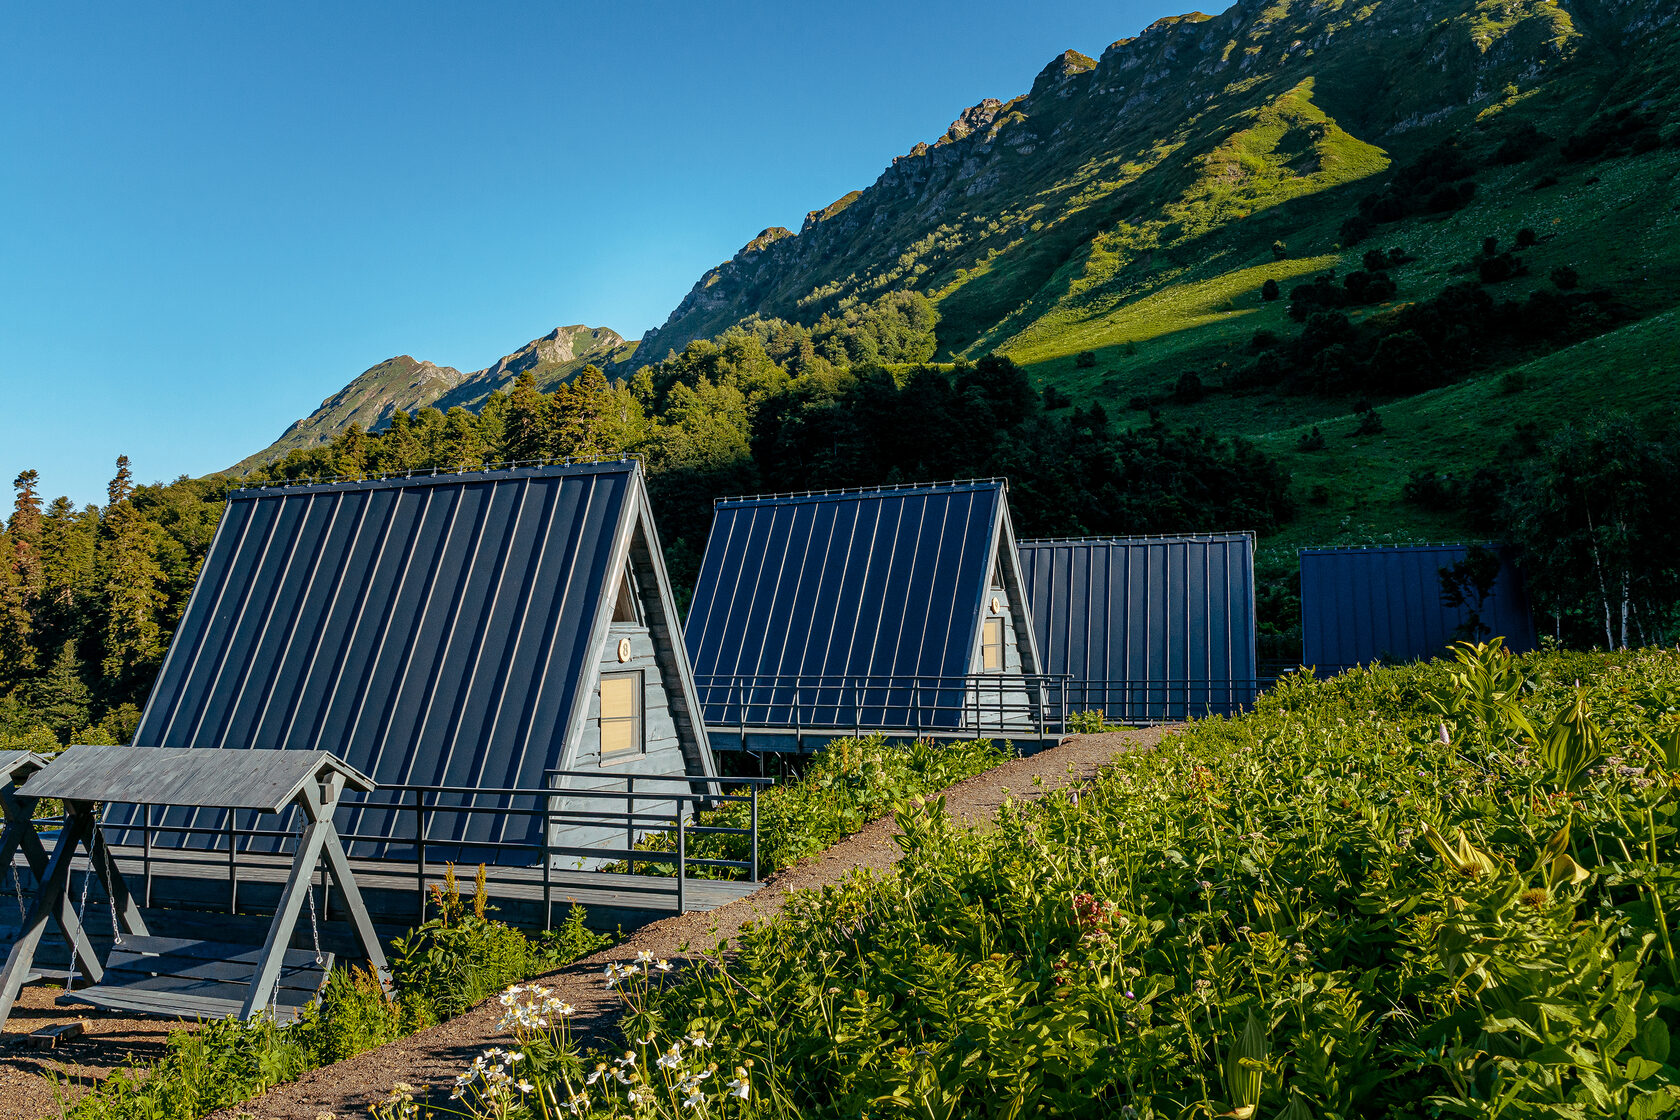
[456,645,1680,1118]
[636,734,1010,876]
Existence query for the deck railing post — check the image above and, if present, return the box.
[675,806,686,914]
[414,797,427,924]
[226,814,238,914]
[142,804,153,909]
[750,784,760,883]
[541,787,553,932]
[625,776,636,876]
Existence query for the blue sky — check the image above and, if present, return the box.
[2,0,1177,508]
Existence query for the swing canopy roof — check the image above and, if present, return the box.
[0,751,49,785]
[17,746,374,814]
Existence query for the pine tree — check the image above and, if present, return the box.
[9,470,43,598]
[98,458,166,685]
[441,407,487,470]
[107,454,133,506]
[334,424,369,477]
[376,409,422,472]
[28,640,91,740]
[0,533,34,683]
[0,471,44,679]
[550,364,614,459]
[503,371,551,463]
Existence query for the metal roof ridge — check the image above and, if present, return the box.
[1021,530,1257,545]
[1297,540,1505,554]
[231,457,644,498]
[713,477,1007,508]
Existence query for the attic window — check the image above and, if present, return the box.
[600,672,643,760]
[981,616,1006,673]
[612,567,641,624]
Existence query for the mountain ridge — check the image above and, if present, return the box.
[234,324,632,472]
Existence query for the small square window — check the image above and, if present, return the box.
[981,616,1006,673]
[600,672,643,759]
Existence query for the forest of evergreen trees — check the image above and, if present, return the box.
[12,288,1668,751]
[0,298,1295,748]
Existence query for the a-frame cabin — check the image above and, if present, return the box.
[684,478,1050,750]
[120,460,715,875]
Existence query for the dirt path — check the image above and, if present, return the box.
[2,728,1171,1120]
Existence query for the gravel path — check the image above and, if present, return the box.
[1,728,1172,1120]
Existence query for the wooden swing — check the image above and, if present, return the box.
[0,746,388,1028]
[0,750,98,987]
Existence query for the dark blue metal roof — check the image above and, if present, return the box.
[1300,544,1538,671]
[684,480,1034,730]
[124,461,705,856]
[1019,534,1257,720]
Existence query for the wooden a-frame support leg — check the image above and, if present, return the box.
[241,776,387,1019]
[0,805,104,1029]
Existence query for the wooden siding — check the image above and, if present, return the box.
[966,540,1036,733]
[550,591,693,867]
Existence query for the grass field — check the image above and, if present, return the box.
[1002,138,1680,555]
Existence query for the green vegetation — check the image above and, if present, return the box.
[391,864,612,1024]
[0,462,230,748]
[59,870,609,1120]
[247,334,1295,601]
[434,643,1680,1117]
[634,735,1011,877]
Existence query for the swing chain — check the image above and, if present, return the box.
[296,815,324,967]
[67,807,96,985]
[93,803,122,947]
[8,864,24,925]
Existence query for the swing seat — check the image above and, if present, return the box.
[60,936,334,1024]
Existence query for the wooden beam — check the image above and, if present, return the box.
[313,793,388,978]
[239,810,331,1020]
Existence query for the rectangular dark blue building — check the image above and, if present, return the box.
[1300,543,1537,672]
[1018,533,1258,722]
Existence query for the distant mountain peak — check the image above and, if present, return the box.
[233,325,633,473]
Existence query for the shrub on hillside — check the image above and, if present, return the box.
[1171,370,1205,404]
[1074,350,1098,368]
[1495,121,1551,163]
[1564,108,1664,162]
[1478,250,1526,284]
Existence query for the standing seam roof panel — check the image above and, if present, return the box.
[1300,545,1537,670]
[126,464,646,858]
[1020,535,1257,720]
[686,482,1010,730]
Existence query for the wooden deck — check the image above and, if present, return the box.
[8,845,759,948]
